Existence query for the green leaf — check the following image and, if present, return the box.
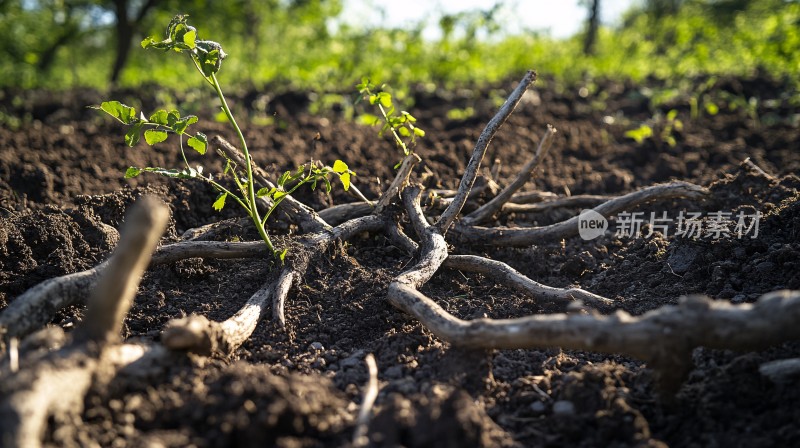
[167,110,180,127]
[187,132,207,155]
[398,127,411,137]
[182,29,196,49]
[705,102,719,115]
[272,190,288,201]
[377,92,392,108]
[256,187,274,197]
[172,115,198,135]
[125,122,144,146]
[332,159,348,174]
[666,109,678,121]
[402,111,417,122]
[340,172,351,191]
[624,125,653,144]
[124,167,142,178]
[278,248,288,262]
[144,129,169,145]
[98,101,137,124]
[413,127,426,137]
[149,109,169,126]
[358,113,380,126]
[195,42,227,76]
[212,192,227,211]
[278,170,293,187]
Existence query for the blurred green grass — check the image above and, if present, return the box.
[1,0,798,93]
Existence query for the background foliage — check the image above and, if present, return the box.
[1,0,798,92]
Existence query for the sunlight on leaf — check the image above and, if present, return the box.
[97,101,137,125]
[340,172,351,191]
[125,122,144,146]
[144,129,169,145]
[212,192,227,211]
[624,125,653,144]
[332,159,348,174]
[187,132,207,154]
[124,167,142,178]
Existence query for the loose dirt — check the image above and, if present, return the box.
[1,74,798,446]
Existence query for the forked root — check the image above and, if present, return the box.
[443,255,613,309]
[452,181,710,245]
[161,215,386,355]
[388,186,800,394]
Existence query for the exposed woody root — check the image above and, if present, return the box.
[3,70,800,445]
[0,196,169,448]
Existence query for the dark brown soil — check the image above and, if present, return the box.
[1,74,799,447]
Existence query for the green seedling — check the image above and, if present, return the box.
[624,109,683,147]
[94,15,353,260]
[356,78,425,164]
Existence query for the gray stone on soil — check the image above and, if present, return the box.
[530,401,547,413]
[667,245,701,274]
[552,400,576,416]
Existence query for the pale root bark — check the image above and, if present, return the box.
[388,186,800,392]
[161,215,385,355]
[1,197,168,448]
[452,182,709,245]
[443,255,613,309]
[501,194,611,213]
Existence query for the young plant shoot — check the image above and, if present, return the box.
[94,15,353,260]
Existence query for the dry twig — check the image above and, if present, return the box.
[464,124,557,224]
[436,70,537,234]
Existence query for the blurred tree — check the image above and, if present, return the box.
[581,0,601,55]
[108,0,161,84]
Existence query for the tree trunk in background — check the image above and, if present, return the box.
[109,0,159,85]
[583,0,600,56]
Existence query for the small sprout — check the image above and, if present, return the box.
[97,15,352,260]
[357,78,425,158]
[624,124,654,144]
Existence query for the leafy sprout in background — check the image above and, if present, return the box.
[624,108,683,147]
[94,15,353,260]
[356,78,425,165]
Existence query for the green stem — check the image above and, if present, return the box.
[208,72,274,253]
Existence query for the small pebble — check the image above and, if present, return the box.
[755,261,775,273]
[529,401,546,413]
[552,400,576,416]
[309,342,324,351]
